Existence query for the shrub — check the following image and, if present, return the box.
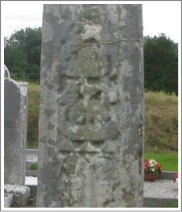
[31,162,38,170]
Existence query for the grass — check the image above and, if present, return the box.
[145,151,178,171]
[166,201,178,208]
[145,91,178,151]
[30,162,38,170]
[27,83,40,148]
[145,201,178,208]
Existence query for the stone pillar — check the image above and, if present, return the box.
[4,67,28,185]
[37,4,144,207]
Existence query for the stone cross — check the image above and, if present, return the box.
[37,4,144,207]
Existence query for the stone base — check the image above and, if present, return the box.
[4,193,13,207]
[4,184,30,207]
[158,171,177,180]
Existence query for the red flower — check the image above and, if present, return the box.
[156,164,162,173]
[173,172,178,182]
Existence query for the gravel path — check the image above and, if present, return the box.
[26,155,38,162]
[25,177,178,199]
[144,179,178,199]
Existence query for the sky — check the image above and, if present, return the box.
[1,1,181,43]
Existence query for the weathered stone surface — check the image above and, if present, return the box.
[4,184,30,207]
[4,77,28,185]
[37,4,144,207]
[4,65,11,78]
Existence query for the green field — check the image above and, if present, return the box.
[145,91,178,151]
[145,151,178,171]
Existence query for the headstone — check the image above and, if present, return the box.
[4,65,11,79]
[4,66,28,185]
[37,4,144,207]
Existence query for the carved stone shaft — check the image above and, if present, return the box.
[37,4,144,207]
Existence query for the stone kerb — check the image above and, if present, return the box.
[4,67,28,185]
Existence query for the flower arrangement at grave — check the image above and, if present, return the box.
[173,172,178,183]
[173,172,178,193]
[144,159,162,181]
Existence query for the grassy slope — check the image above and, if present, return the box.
[27,83,40,148]
[145,91,178,151]
[144,92,178,171]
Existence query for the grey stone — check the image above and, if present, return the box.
[4,184,30,207]
[4,65,10,78]
[4,193,13,207]
[37,4,144,207]
[26,170,37,177]
[158,171,177,180]
[4,77,28,185]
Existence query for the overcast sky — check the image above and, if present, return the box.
[1,1,181,43]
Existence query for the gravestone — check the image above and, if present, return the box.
[4,65,28,185]
[37,4,144,207]
[4,65,10,78]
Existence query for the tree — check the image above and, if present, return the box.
[5,29,178,94]
[4,45,28,79]
[144,34,178,95]
[4,27,41,82]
